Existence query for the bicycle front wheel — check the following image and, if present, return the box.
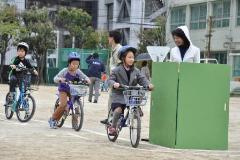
[16,94,36,122]
[72,99,84,131]
[129,108,141,148]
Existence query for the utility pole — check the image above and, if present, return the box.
[205,16,213,58]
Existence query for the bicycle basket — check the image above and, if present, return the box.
[69,84,88,97]
[123,90,148,106]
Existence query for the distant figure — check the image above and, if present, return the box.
[170,25,200,63]
[86,52,105,103]
[140,61,150,81]
[101,73,108,92]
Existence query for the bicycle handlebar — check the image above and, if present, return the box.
[114,84,149,91]
[14,66,35,73]
[65,79,89,86]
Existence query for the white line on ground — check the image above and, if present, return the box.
[2,116,240,156]
[66,132,89,140]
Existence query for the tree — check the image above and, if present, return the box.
[138,16,166,53]
[21,7,55,84]
[56,7,92,48]
[82,31,110,49]
[0,5,21,82]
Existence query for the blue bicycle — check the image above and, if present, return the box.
[54,80,88,131]
[106,85,149,148]
[4,67,37,122]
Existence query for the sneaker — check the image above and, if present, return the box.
[93,100,97,103]
[108,126,116,136]
[88,100,92,103]
[100,118,109,125]
[48,117,57,129]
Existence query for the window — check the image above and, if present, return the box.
[190,3,207,30]
[212,0,230,28]
[170,7,186,31]
[107,3,113,20]
[237,0,240,26]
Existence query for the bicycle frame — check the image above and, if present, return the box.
[13,78,30,112]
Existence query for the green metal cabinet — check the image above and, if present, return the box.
[149,62,230,150]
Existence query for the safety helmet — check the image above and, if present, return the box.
[117,45,137,60]
[68,52,80,63]
[17,42,29,53]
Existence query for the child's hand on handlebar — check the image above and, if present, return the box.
[59,78,66,83]
[10,65,16,69]
[33,70,38,76]
[113,82,120,89]
[86,79,91,84]
[148,84,154,91]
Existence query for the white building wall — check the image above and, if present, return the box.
[166,0,240,52]
[98,0,157,48]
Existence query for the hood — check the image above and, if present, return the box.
[177,25,192,45]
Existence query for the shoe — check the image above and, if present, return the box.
[88,100,92,103]
[108,126,116,136]
[93,100,97,103]
[100,118,108,125]
[48,117,57,129]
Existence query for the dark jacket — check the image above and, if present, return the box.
[11,56,33,76]
[86,55,105,78]
[108,65,149,104]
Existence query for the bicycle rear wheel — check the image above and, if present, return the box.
[72,99,84,131]
[5,92,14,119]
[106,109,121,142]
[54,98,65,128]
[129,108,141,148]
[16,94,36,122]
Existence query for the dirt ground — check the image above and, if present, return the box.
[0,84,239,160]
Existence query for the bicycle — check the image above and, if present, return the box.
[53,80,88,131]
[4,67,37,122]
[106,85,149,148]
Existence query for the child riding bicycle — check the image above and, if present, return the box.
[7,42,38,105]
[48,52,90,129]
[108,45,154,135]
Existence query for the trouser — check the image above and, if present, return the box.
[88,77,100,101]
[9,75,30,92]
[101,80,108,91]
[52,92,68,121]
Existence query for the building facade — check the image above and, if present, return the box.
[98,0,166,47]
[166,0,240,78]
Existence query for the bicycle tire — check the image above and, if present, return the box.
[16,94,36,122]
[129,108,141,148]
[72,99,84,131]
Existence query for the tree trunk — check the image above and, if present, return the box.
[36,55,41,85]
[0,53,6,83]
[38,53,47,84]
[0,40,8,83]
